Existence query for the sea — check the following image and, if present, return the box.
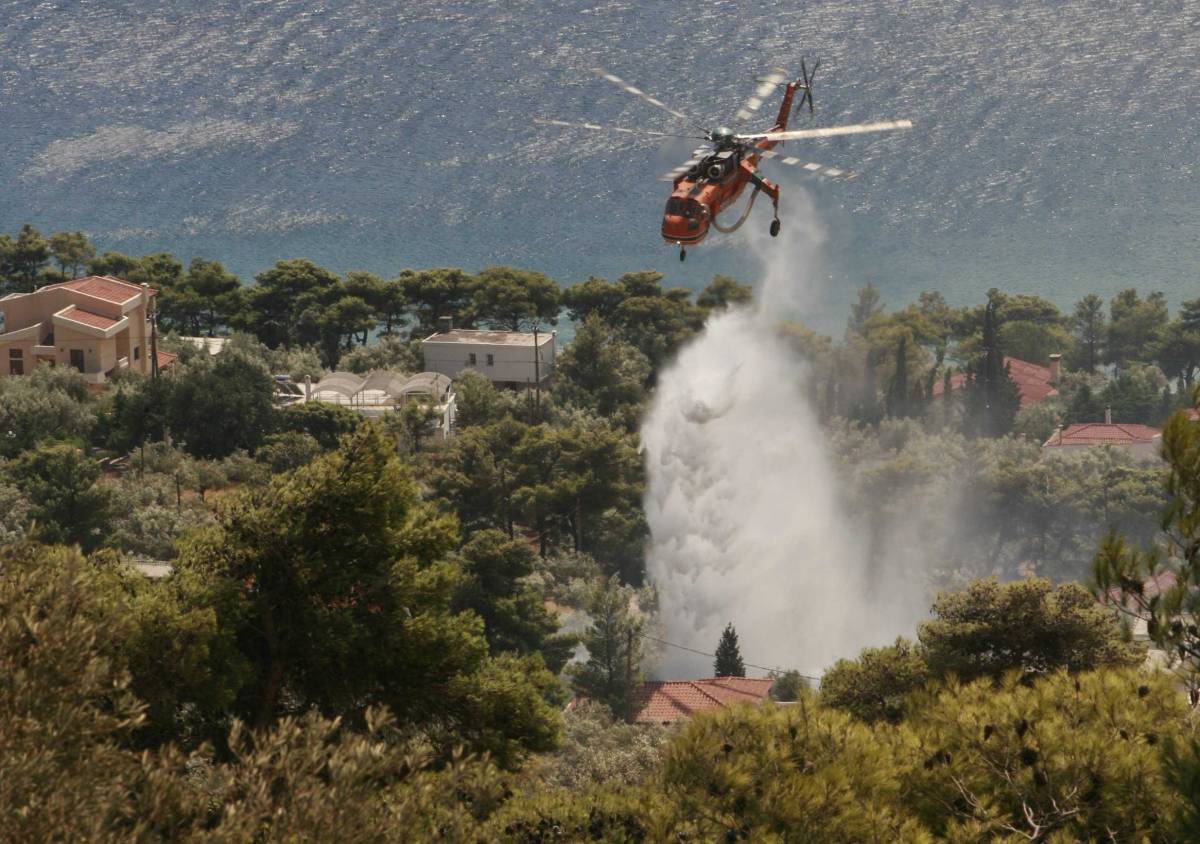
[2,0,1198,331]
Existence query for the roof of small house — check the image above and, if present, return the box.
[1042,422,1161,447]
[930,356,1058,410]
[42,275,154,305]
[56,305,121,330]
[422,328,552,346]
[631,677,775,724]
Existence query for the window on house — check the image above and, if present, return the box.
[8,348,21,359]
[69,349,85,372]
[486,353,494,366]
[468,352,477,365]
[133,345,140,361]
[8,359,22,375]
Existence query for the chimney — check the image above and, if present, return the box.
[437,315,453,334]
[1048,353,1061,384]
[1105,406,1112,424]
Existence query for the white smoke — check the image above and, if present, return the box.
[642,190,924,679]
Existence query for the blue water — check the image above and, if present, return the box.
[2,1,1198,331]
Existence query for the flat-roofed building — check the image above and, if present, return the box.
[421,328,554,388]
[0,276,173,383]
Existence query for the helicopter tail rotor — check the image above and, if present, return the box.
[795,58,818,117]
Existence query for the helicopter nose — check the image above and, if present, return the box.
[661,214,707,243]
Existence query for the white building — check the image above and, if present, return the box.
[421,328,554,388]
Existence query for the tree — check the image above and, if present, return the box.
[4,224,50,292]
[820,638,930,723]
[86,250,138,277]
[902,668,1189,841]
[182,257,241,336]
[452,530,570,669]
[997,319,1074,366]
[178,426,560,764]
[1069,292,1107,372]
[0,366,95,458]
[848,282,885,337]
[713,623,745,677]
[1099,363,1170,424]
[918,578,1141,682]
[1095,388,1200,681]
[47,231,94,279]
[452,370,520,428]
[570,578,643,721]
[275,401,361,450]
[397,267,477,335]
[1108,288,1169,369]
[962,300,1020,437]
[696,274,752,311]
[553,314,650,430]
[886,334,910,418]
[1156,317,1200,388]
[471,266,561,330]
[4,444,111,551]
[165,353,276,459]
[240,259,341,348]
[659,695,919,842]
[560,275,625,323]
[0,544,157,842]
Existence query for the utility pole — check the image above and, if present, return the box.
[532,323,541,421]
[625,627,634,723]
[149,292,160,380]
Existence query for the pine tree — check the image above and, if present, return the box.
[570,579,643,720]
[713,623,746,677]
[887,335,910,419]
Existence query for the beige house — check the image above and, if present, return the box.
[0,275,172,383]
[421,328,555,388]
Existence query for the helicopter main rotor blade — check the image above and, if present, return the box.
[738,119,913,141]
[592,68,705,130]
[734,68,788,123]
[534,118,699,139]
[749,146,855,179]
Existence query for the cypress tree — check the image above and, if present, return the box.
[714,624,746,678]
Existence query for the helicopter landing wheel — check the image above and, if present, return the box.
[769,219,781,238]
[679,248,687,262]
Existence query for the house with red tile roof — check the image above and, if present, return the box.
[630,677,775,724]
[931,354,1061,411]
[0,276,173,382]
[1042,408,1162,461]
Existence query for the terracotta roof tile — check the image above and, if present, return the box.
[931,356,1058,410]
[56,305,120,330]
[43,275,154,305]
[632,677,775,724]
[155,350,178,369]
[1043,422,1161,447]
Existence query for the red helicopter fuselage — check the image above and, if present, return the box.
[661,80,800,247]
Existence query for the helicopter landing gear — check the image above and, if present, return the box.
[769,218,781,238]
[679,248,687,262]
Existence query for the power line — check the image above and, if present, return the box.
[638,632,821,683]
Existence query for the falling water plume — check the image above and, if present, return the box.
[642,190,924,679]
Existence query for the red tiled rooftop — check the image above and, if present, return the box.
[156,350,178,370]
[632,677,775,724]
[931,356,1058,410]
[43,275,154,305]
[56,305,121,330]
[1043,422,1161,447]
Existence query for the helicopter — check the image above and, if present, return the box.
[537,62,912,261]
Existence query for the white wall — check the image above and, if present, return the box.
[422,336,554,385]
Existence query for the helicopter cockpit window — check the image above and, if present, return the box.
[666,197,702,219]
